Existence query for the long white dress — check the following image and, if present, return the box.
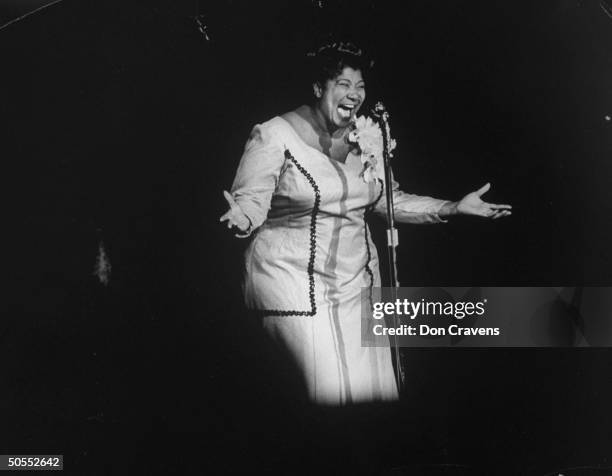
[231,116,448,405]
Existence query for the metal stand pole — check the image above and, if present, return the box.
[373,103,405,394]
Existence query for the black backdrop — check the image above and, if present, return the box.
[3,0,612,474]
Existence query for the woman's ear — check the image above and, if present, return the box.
[313,82,322,99]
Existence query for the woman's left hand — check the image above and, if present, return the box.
[456,183,512,219]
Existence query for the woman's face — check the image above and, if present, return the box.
[314,66,366,131]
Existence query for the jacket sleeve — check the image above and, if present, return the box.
[229,122,286,236]
[373,172,450,224]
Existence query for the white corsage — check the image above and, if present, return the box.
[347,115,396,183]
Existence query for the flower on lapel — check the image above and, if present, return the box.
[347,116,396,183]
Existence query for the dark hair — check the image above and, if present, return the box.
[307,41,374,87]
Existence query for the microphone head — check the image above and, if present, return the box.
[371,101,387,120]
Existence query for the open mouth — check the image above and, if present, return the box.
[337,103,357,120]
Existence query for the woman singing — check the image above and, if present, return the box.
[220,42,511,405]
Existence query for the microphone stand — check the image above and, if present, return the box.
[372,102,405,395]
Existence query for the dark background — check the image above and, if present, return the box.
[3,0,612,474]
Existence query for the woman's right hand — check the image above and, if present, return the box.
[219,191,251,232]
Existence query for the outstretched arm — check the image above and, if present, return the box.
[374,173,511,223]
[219,122,285,237]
